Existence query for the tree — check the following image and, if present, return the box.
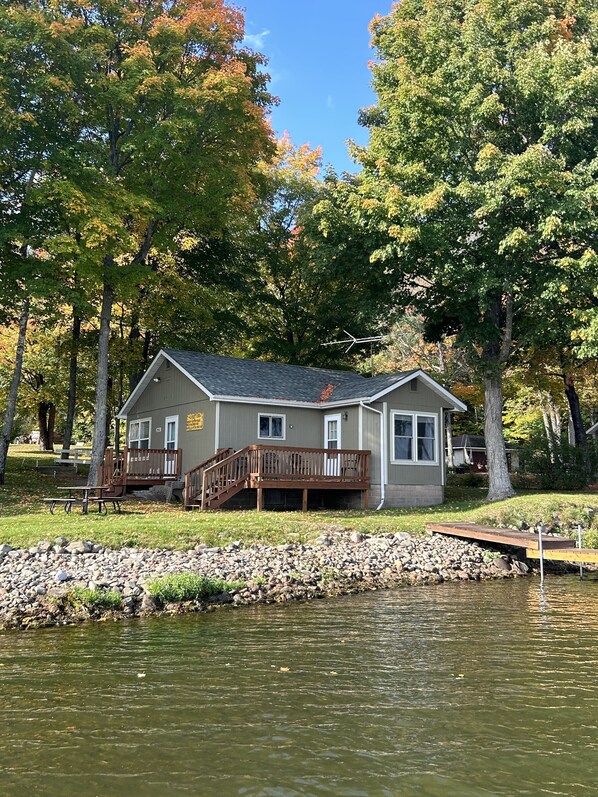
[186,137,393,367]
[357,0,598,500]
[3,0,275,485]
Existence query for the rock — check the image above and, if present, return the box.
[54,536,68,547]
[349,531,365,543]
[0,544,13,558]
[54,570,69,583]
[491,556,511,572]
[140,594,157,613]
[511,560,529,575]
[65,540,93,555]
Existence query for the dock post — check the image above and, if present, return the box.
[577,524,584,580]
[538,525,545,588]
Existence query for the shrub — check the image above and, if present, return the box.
[66,587,122,611]
[522,435,598,490]
[145,573,245,604]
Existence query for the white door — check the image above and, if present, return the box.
[164,416,178,475]
[324,414,342,476]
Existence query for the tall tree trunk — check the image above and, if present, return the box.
[484,367,515,500]
[37,401,55,451]
[548,395,561,441]
[61,312,81,459]
[540,401,554,461]
[564,374,587,448]
[0,299,30,484]
[563,373,590,474]
[88,279,114,487]
[483,294,515,502]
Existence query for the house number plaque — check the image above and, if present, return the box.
[186,412,204,431]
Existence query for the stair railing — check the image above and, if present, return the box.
[184,448,233,507]
[201,446,251,509]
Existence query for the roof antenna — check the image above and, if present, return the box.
[322,331,384,376]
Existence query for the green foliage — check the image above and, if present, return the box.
[522,433,598,490]
[357,0,598,496]
[187,139,392,367]
[65,587,122,611]
[145,573,246,604]
[477,495,598,533]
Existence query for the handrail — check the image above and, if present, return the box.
[184,448,233,507]
[201,446,251,509]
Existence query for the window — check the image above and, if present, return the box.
[391,411,437,464]
[258,414,285,440]
[129,419,151,449]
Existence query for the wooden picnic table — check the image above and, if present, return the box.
[57,485,105,514]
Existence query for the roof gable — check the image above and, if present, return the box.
[118,349,466,417]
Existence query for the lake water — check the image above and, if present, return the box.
[1,576,597,797]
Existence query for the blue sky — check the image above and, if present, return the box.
[242,0,393,175]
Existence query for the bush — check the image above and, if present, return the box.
[522,435,598,490]
[145,573,245,604]
[66,587,122,610]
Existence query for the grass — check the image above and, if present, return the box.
[1,445,597,550]
[64,586,123,611]
[145,574,245,604]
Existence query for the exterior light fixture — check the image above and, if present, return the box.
[343,411,349,421]
[153,377,161,383]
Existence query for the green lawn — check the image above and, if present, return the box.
[1,446,596,550]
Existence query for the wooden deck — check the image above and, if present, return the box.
[100,447,182,494]
[427,522,598,564]
[185,445,371,510]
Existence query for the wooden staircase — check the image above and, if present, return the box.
[183,448,234,509]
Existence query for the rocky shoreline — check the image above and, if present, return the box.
[0,531,532,631]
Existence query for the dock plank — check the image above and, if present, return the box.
[426,522,576,550]
[526,548,598,564]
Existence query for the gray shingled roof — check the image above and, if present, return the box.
[163,349,416,403]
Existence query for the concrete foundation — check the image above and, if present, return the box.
[369,484,444,508]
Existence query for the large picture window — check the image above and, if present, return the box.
[391,411,437,465]
[129,419,151,449]
[258,413,285,440]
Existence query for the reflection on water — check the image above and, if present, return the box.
[1,576,597,797]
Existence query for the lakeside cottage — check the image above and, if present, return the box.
[111,350,466,510]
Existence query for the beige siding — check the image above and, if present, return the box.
[384,379,447,487]
[361,402,382,484]
[126,359,216,474]
[218,403,322,449]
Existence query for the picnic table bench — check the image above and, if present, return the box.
[87,496,123,514]
[53,448,92,466]
[42,485,125,515]
[42,497,82,514]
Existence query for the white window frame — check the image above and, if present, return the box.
[257,413,286,440]
[390,410,438,466]
[128,417,152,449]
[164,415,179,450]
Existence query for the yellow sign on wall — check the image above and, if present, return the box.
[186,412,204,431]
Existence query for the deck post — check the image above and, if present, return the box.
[257,486,264,512]
[362,489,369,510]
[302,488,308,513]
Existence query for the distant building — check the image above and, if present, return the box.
[449,434,520,472]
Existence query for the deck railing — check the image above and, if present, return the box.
[184,448,234,507]
[101,446,182,486]
[244,445,370,482]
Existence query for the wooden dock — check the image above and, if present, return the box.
[427,522,598,565]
